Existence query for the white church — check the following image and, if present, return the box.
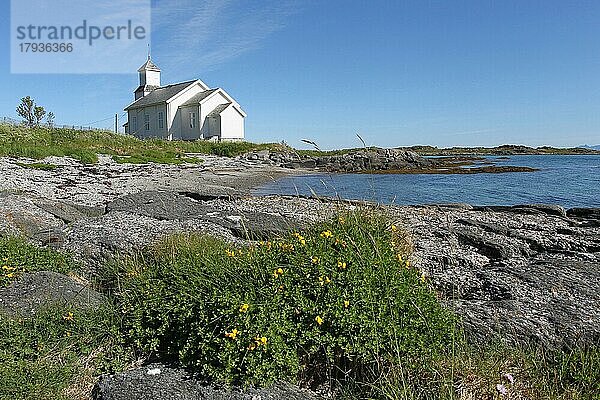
[124,57,246,141]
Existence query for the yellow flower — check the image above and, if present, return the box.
[252,336,268,348]
[337,261,347,270]
[420,272,427,283]
[293,232,306,245]
[405,260,410,268]
[320,230,333,238]
[225,328,239,340]
[338,216,345,224]
[62,312,74,321]
[279,243,295,252]
[225,249,236,257]
[239,303,249,313]
[311,256,319,264]
[6,273,15,278]
[391,224,398,232]
[315,315,324,325]
[248,343,256,351]
[319,276,331,286]
[273,267,284,278]
[344,300,350,308]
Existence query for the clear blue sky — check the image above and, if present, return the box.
[1,0,599,149]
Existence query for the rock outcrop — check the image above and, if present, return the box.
[392,203,600,347]
[244,148,433,172]
[0,271,105,316]
[241,148,537,174]
[2,186,598,348]
[93,364,321,400]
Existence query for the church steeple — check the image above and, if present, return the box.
[135,55,161,100]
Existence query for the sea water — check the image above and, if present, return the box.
[255,155,600,208]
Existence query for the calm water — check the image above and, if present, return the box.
[255,155,600,208]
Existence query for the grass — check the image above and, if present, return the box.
[0,237,134,400]
[0,216,598,399]
[15,162,58,171]
[0,123,286,164]
[0,236,73,287]
[0,306,131,400]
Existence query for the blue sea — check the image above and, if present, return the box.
[255,155,600,208]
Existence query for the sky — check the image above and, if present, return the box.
[0,0,599,149]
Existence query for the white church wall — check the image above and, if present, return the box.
[199,91,230,138]
[179,105,200,140]
[167,83,205,140]
[219,106,245,141]
[128,104,167,139]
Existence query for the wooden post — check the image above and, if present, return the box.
[115,114,118,133]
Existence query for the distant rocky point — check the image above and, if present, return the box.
[397,144,600,155]
[578,144,600,151]
[242,148,538,174]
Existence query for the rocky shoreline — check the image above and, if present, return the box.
[1,155,598,399]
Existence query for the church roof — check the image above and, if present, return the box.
[125,80,197,110]
[181,89,219,106]
[138,57,161,72]
[207,103,232,117]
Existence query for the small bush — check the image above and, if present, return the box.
[111,212,457,391]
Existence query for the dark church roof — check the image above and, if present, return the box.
[138,57,161,72]
[125,80,197,110]
[207,103,232,117]
[181,89,219,106]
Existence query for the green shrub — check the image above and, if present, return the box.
[111,212,457,391]
[0,237,73,287]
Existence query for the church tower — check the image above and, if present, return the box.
[134,56,161,100]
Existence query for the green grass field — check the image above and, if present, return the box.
[0,124,285,165]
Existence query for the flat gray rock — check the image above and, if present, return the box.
[0,194,66,245]
[93,364,321,400]
[0,271,105,316]
[105,191,304,240]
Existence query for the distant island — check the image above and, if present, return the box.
[397,144,600,156]
[578,144,600,151]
